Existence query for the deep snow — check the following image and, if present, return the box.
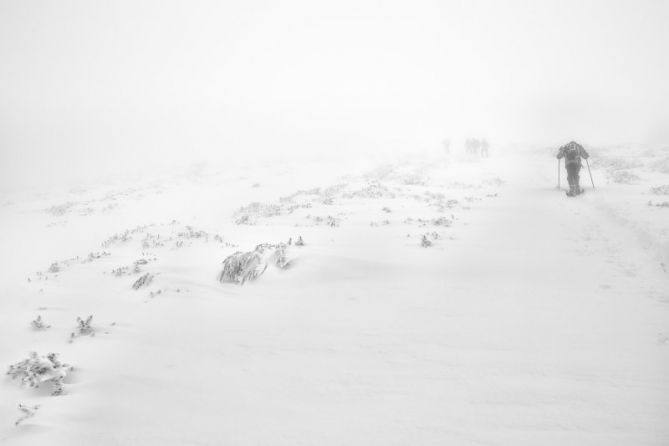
[1,147,668,445]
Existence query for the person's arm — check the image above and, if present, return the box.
[556,147,565,159]
[580,147,590,159]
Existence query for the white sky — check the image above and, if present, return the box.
[1,0,668,190]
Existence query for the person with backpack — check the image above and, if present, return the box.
[557,141,590,196]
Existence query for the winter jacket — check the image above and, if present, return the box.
[557,141,589,166]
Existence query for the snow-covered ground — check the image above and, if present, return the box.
[1,147,668,445]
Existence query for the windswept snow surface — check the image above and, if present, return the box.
[1,149,668,445]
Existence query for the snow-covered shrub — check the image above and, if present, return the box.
[398,173,426,185]
[132,273,154,290]
[343,182,396,199]
[15,404,40,426]
[650,185,669,195]
[308,215,342,227]
[30,315,50,330]
[421,232,440,247]
[84,251,110,262]
[234,201,311,225]
[177,226,209,240]
[234,202,282,225]
[650,156,669,174]
[610,170,640,184]
[406,217,452,227]
[219,250,267,284]
[44,202,75,216]
[219,243,293,284]
[591,156,642,171]
[142,233,165,249]
[101,230,132,248]
[432,217,452,227]
[6,352,72,396]
[111,266,130,276]
[272,244,290,269]
[295,236,305,246]
[69,315,95,342]
[48,263,60,273]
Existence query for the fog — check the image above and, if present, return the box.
[1,0,668,192]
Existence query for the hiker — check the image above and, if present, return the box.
[557,141,589,196]
[442,139,451,155]
[465,138,480,156]
[480,138,490,158]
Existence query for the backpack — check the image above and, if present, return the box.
[564,143,581,165]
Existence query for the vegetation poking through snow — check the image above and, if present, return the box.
[69,315,95,342]
[142,233,165,249]
[405,217,453,227]
[295,236,305,246]
[101,224,173,248]
[610,170,640,184]
[343,182,396,199]
[44,202,76,216]
[105,231,131,248]
[111,258,154,277]
[421,235,433,247]
[590,156,642,172]
[15,404,40,426]
[30,315,50,330]
[650,185,669,195]
[273,244,291,269]
[432,217,452,227]
[83,251,111,262]
[306,215,341,227]
[219,250,267,284]
[6,352,73,396]
[132,273,154,290]
[650,156,669,174]
[234,201,311,225]
[220,243,294,284]
[421,232,440,247]
[48,263,60,273]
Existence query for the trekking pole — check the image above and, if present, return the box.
[557,158,561,189]
[585,158,595,189]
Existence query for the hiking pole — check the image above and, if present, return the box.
[557,158,561,189]
[585,158,595,189]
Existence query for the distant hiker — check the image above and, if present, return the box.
[465,138,480,156]
[557,141,590,196]
[480,138,490,158]
[442,139,451,155]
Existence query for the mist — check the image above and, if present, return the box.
[2,0,668,192]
